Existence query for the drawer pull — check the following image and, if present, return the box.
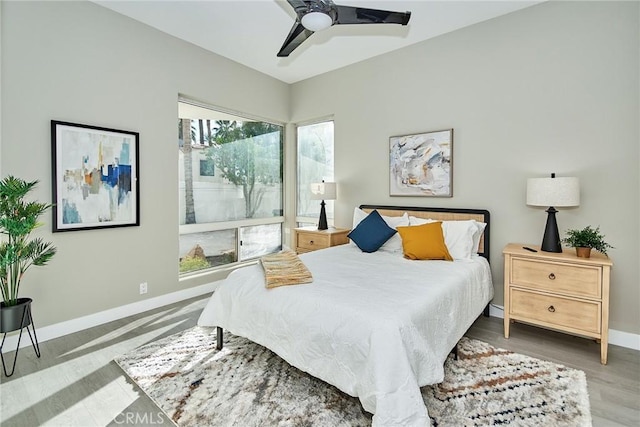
[548,305,556,313]
[548,273,556,280]
[309,240,314,245]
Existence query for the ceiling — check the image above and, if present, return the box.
[94,0,543,84]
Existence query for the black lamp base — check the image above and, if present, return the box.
[541,206,562,252]
[317,200,328,230]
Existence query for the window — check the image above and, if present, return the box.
[178,100,284,275]
[199,159,215,176]
[296,120,334,226]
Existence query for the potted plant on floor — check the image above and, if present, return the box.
[562,225,613,258]
[0,176,57,334]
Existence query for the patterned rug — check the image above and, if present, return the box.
[114,327,591,426]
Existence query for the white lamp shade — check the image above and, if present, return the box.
[310,182,337,200]
[301,12,333,32]
[526,176,580,207]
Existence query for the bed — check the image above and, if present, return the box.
[197,205,493,426]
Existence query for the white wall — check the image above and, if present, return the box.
[292,1,640,335]
[0,1,289,327]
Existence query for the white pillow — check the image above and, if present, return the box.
[442,221,478,260]
[351,208,409,252]
[408,215,435,226]
[408,216,479,260]
[471,221,487,255]
[351,207,369,229]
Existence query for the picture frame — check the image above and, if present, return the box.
[389,129,453,197]
[51,120,140,232]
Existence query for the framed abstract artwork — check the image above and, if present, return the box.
[389,129,453,197]
[51,120,140,232]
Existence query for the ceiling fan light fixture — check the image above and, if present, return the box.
[278,0,411,57]
[301,11,333,32]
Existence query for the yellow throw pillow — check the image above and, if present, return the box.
[396,222,453,261]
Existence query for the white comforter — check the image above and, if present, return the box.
[197,244,494,426]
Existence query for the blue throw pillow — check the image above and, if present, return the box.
[347,210,397,253]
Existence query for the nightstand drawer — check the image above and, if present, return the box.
[296,233,329,251]
[510,289,601,334]
[511,258,601,298]
[294,227,350,254]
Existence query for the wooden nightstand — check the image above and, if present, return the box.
[294,226,350,254]
[503,243,613,364]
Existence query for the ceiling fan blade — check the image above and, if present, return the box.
[277,22,314,57]
[286,0,308,14]
[335,5,411,25]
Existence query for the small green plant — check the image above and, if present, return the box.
[562,225,613,255]
[0,176,57,306]
[179,256,210,273]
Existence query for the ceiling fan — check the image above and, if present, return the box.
[278,0,411,57]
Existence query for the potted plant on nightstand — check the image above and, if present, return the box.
[562,225,613,258]
[0,176,56,375]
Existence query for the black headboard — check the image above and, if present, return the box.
[359,205,491,263]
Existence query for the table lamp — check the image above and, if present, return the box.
[310,181,336,230]
[526,173,580,252]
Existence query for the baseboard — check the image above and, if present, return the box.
[608,329,640,351]
[489,304,640,351]
[3,281,220,350]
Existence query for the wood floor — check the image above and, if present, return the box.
[1,295,638,426]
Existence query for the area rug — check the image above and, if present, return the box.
[114,327,591,426]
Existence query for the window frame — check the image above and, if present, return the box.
[178,97,286,276]
[295,117,335,227]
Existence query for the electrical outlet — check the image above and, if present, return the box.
[139,282,148,295]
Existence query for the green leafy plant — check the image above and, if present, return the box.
[562,225,613,255]
[179,256,210,273]
[0,176,57,306]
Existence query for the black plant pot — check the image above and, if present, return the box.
[0,297,40,377]
[0,298,33,333]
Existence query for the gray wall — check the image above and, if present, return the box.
[0,1,289,326]
[292,1,639,335]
